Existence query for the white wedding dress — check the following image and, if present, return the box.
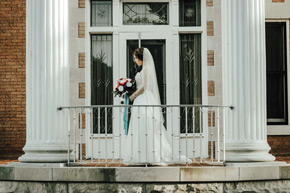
[121,71,173,165]
[120,48,192,165]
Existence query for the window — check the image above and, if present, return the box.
[179,0,201,26]
[179,34,202,133]
[91,0,112,26]
[91,35,113,133]
[266,22,288,124]
[123,3,169,25]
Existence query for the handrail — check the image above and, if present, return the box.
[58,104,234,110]
[61,104,233,167]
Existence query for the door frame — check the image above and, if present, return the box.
[84,0,208,159]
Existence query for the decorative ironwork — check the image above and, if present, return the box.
[123,3,169,25]
[179,0,201,26]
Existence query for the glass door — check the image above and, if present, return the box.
[126,39,166,105]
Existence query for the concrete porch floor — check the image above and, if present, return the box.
[1,158,290,192]
[0,157,289,182]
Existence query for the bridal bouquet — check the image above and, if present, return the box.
[114,78,136,98]
[114,78,136,136]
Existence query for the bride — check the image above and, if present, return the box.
[121,47,191,165]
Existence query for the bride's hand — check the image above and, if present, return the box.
[129,94,135,102]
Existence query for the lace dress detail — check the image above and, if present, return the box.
[135,72,143,90]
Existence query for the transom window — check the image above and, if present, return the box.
[123,3,169,25]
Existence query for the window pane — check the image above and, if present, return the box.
[180,34,202,133]
[179,0,201,26]
[266,22,288,124]
[91,35,113,133]
[127,40,166,104]
[266,23,286,72]
[91,0,112,26]
[126,40,167,127]
[123,3,169,25]
[267,72,286,120]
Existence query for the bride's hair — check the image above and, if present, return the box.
[132,47,144,72]
[133,47,144,61]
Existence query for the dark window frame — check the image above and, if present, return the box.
[266,22,288,125]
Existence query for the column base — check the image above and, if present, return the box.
[19,143,71,163]
[225,142,275,162]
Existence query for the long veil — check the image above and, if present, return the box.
[142,48,164,123]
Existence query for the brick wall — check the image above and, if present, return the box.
[268,136,290,156]
[0,0,26,159]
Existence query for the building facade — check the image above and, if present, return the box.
[1,0,290,162]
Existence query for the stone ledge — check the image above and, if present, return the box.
[0,164,290,182]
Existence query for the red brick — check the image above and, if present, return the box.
[0,0,26,159]
[207,21,214,36]
[206,0,213,6]
[208,81,215,96]
[78,0,85,8]
[268,136,290,156]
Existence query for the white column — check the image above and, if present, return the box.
[222,0,275,161]
[19,0,69,162]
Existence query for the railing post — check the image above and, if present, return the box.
[131,106,133,164]
[171,107,174,162]
[90,108,93,163]
[152,107,155,163]
[105,107,108,167]
[178,113,181,163]
[199,107,202,163]
[119,107,122,164]
[185,107,188,166]
[138,106,141,162]
[210,107,213,162]
[67,108,70,166]
[112,107,115,164]
[73,108,76,163]
[223,107,226,162]
[217,107,220,162]
[160,107,163,163]
[98,107,101,164]
[145,106,148,167]
[80,108,83,162]
[192,107,195,162]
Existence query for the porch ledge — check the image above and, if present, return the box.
[0,163,290,182]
